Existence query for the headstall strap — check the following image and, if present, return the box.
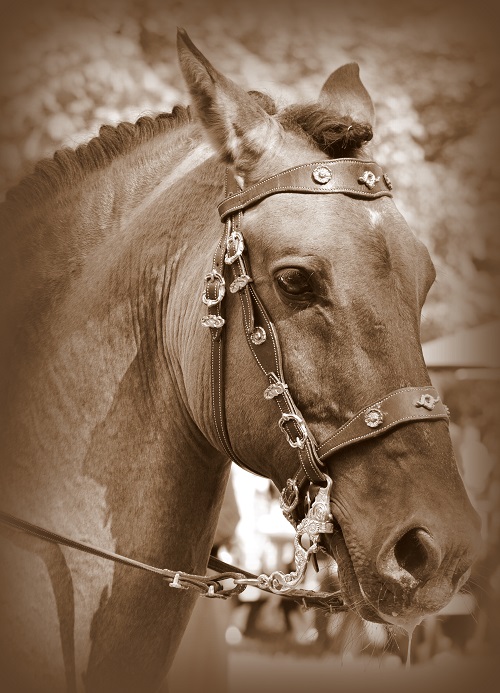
[204,159,449,534]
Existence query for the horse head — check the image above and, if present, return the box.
[177,30,481,630]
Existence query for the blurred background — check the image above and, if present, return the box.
[0,1,498,691]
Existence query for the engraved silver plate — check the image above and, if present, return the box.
[201,314,225,329]
[229,274,252,293]
[364,406,384,428]
[383,172,393,190]
[358,170,380,190]
[250,327,266,345]
[415,393,440,411]
[312,165,332,184]
[264,381,288,399]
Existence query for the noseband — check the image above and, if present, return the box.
[203,158,449,529]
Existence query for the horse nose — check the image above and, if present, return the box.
[377,528,442,587]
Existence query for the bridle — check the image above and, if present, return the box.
[0,157,450,608]
[204,157,449,529]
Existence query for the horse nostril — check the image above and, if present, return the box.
[393,528,441,583]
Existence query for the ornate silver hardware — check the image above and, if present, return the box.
[280,479,300,513]
[358,170,380,190]
[383,172,393,190]
[225,230,245,264]
[264,381,288,399]
[415,393,440,411]
[279,413,308,449]
[202,270,225,306]
[250,327,266,345]
[229,274,252,293]
[243,476,334,594]
[312,165,332,184]
[201,314,225,329]
[169,572,189,590]
[364,406,384,428]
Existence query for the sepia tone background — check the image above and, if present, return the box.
[0,0,499,691]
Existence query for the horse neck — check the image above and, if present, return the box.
[1,124,229,574]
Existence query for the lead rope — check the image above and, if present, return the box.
[0,510,345,610]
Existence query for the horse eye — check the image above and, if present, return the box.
[275,268,313,296]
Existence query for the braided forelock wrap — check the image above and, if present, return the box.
[279,103,373,158]
[247,93,372,158]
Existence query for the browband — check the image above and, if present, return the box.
[218,159,393,220]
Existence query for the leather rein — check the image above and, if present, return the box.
[0,158,449,611]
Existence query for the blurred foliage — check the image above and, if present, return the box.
[0,0,498,340]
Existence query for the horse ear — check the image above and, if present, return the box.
[177,28,280,175]
[319,63,375,127]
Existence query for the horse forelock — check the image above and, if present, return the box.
[278,103,373,159]
[247,91,373,160]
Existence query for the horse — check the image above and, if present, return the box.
[0,28,481,693]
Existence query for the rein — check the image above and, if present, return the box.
[0,157,450,611]
[0,510,345,611]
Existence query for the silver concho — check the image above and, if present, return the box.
[201,315,225,329]
[229,274,252,293]
[250,327,266,345]
[364,406,384,428]
[358,170,380,190]
[415,393,440,411]
[312,165,332,184]
[264,381,288,400]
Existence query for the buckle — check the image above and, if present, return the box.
[280,479,299,513]
[202,270,226,307]
[225,231,244,264]
[279,413,308,449]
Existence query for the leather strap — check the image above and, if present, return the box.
[318,386,448,459]
[208,159,448,526]
[0,510,346,611]
[218,159,392,220]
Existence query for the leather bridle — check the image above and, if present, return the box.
[0,157,451,606]
[203,158,450,526]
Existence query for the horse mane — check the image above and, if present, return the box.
[5,92,370,209]
[4,105,193,208]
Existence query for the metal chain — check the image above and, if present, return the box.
[0,502,346,611]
